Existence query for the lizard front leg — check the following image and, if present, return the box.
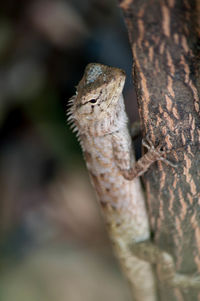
[113,132,176,180]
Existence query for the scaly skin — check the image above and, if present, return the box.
[68,63,157,301]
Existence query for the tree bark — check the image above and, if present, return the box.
[119,0,200,300]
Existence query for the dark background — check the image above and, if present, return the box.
[0,0,139,299]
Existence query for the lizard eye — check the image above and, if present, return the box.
[89,99,97,103]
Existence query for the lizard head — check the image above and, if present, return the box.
[68,63,126,130]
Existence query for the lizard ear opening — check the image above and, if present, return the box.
[89,99,97,103]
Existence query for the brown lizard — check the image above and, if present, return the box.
[67,63,200,300]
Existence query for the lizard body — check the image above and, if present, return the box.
[68,63,157,301]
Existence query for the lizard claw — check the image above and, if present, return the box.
[142,133,155,150]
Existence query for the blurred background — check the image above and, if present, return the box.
[0,0,139,300]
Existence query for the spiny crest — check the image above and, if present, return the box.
[67,95,80,139]
[66,95,76,123]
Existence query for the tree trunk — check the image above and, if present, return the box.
[119,0,200,300]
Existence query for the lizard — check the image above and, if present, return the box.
[67,63,200,300]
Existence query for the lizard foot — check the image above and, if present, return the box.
[142,134,177,168]
[171,273,200,289]
[130,241,200,289]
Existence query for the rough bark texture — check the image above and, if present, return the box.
[119,0,200,300]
